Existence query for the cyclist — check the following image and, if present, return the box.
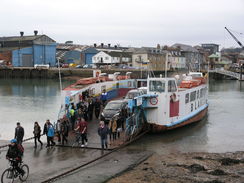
[6,139,25,176]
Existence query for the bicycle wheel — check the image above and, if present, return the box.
[19,164,29,182]
[1,168,14,183]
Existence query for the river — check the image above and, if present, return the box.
[0,78,73,141]
[0,78,244,153]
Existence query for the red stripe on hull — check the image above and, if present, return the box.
[150,107,208,132]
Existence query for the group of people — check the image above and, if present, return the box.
[67,89,108,131]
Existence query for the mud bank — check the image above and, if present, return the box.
[108,151,244,183]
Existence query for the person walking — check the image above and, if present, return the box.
[14,122,24,145]
[94,98,101,119]
[55,119,61,143]
[43,119,49,144]
[98,121,109,149]
[87,97,94,121]
[69,107,76,130]
[45,120,56,148]
[75,118,88,147]
[100,89,108,107]
[60,120,68,145]
[33,121,43,148]
[111,117,117,141]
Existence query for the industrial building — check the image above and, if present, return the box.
[0,31,56,67]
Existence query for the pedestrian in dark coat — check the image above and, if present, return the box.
[88,98,94,121]
[98,121,109,149]
[33,121,43,148]
[14,122,24,145]
[94,98,101,119]
[60,120,68,145]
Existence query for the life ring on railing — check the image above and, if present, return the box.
[170,93,177,102]
[149,97,158,105]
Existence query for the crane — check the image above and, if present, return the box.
[225,27,244,49]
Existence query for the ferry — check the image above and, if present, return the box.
[60,71,208,132]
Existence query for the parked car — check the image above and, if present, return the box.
[62,63,69,68]
[75,65,82,68]
[82,64,93,69]
[100,100,127,123]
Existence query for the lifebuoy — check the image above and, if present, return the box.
[150,97,158,105]
[170,93,177,102]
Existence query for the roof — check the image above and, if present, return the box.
[0,35,55,42]
[82,47,99,54]
[208,54,220,58]
[105,51,132,58]
[56,44,88,51]
[172,43,199,53]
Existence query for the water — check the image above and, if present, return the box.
[131,79,244,153]
[0,78,73,141]
[0,78,244,153]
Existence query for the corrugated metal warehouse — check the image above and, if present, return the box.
[0,31,56,67]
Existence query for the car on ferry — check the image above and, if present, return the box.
[100,99,127,123]
[124,89,144,101]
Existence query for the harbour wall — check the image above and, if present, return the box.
[0,67,188,79]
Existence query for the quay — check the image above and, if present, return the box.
[0,67,186,79]
[0,115,151,183]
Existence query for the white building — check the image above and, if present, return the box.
[92,51,131,65]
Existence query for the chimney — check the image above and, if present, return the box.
[101,43,104,48]
[157,44,160,49]
[34,30,38,36]
[94,43,97,47]
[108,43,111,48]
[20,31,24,37]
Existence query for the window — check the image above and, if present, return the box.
[105,57,109,60]
[168,80,177,92]
[128,81,132,87]
[190,91,196,102]
[149,80,165,92]
[197,90,199,99]
[200,87,206,98]
[185,93,189,104]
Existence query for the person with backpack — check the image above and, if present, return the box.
[45,120,56,148]
[6,139,25,176]
[33,121,43,148]
[14,122,24,145]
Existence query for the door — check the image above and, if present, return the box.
[22,54,33,67]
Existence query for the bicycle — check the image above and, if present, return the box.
[72,131,82,147]
[1,158,29,183]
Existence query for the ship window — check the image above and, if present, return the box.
[185,93,189,104]
[190,91,196,102]
[197,90,199,99]
[149,80,165,93]
[200,87,207,98]
[168,80,177,92]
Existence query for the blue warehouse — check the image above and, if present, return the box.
[0,32,56,67]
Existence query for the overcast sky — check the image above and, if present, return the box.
[1,0,244,48]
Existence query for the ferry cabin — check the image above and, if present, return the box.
[145,77,208,131]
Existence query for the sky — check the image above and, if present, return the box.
[1,0,244,49]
